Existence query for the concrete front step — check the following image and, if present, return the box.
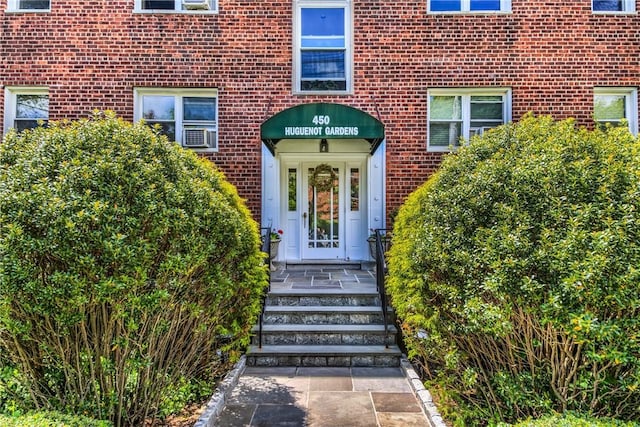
[251,324,398,346]
[246,344,402,367]
[263,305,386,325]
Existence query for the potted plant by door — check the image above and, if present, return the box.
[367,230,392,260]
[269,229,283,270]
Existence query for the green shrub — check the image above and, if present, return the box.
[157,375,213,419]
[387,115,640,425]
[504,412,640,427]
[0,363,32,416]
[0,411,111,427]
[0,112,268,426]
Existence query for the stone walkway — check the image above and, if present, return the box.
[215,366,431,427]
[199,263,444,426]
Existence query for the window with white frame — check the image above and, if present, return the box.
[135,0,217,13]
[592,0,635,12]
[4,88,49,134]
[135,89,218,151]
[294,0,352,93]
[428,0,511,13]
[594,88,638,134]
[7,0,50,12]
[428,89,511,151]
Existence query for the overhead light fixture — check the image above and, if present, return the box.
[320,139,329,153]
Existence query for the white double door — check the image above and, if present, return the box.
[283,159,366,261]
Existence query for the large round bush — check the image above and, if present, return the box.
[0,113,268,425]
[387,115,640,425]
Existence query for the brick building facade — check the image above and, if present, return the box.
[1,0,638,262]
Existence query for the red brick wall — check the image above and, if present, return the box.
[1,0,638,222]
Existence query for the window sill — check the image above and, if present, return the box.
[293,90,353,96]
[184,147,219,153]
[591,10,637,15]
[5,9,51,13]
[426,10,512,15]
[427,145,458,153]
[133,9,218,14]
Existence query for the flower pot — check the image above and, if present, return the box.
[270,239,280,260]
[269,239,280,271]
[367,237,391,260]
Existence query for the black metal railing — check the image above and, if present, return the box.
[258,227,271,349]
[374,228,391,349]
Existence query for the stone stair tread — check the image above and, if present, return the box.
[247,344,402,355]
[269,288,379,296]
[252,274,399,366]
[264,305,381,313]
[283,261,362,270]
[253,324,397,333]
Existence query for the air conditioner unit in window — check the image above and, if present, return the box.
[183,128,217,149]
[470,126,494,138]
[182,0,210,10]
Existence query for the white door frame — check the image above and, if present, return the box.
[280,154,367,261]
[261,142,386,262]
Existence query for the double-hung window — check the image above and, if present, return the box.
[428,89,511,151]
[428,0,511,13]
[6,0,50,12]
[592,0,635,12]
[295,0,351,93]
[594,88,638,135]
[135,89,218,151]
[3,88,49,134]
[135,0,217,13]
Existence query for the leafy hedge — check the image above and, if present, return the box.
[0,411,111,427]
[505,412,640,427]
[0,112,268,426]
[387,115,640,425]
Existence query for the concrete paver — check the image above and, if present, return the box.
[307,391,377,427]
[371,392,423,412]
[352,368,413,393]
[378,412,433,427]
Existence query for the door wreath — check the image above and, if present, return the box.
[310,164,337,192]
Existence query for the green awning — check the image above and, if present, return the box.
[261,103,385,154]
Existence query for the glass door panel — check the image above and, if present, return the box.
[308,166,339,248]
[302,163,343,259]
